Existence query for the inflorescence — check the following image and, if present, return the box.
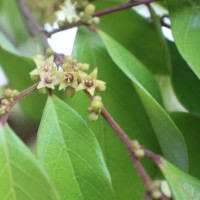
[29,50,106,121]
[56,0,100,26]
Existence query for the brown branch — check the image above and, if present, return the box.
[84,91,170,200]
[144,149,162,165]
[0,83,38,126]
[46,0,160,37]
[85,90,152,191]
[94,0,158,17]
[16,0,50,49]
[101,106,152,191]
[144,192,151,200]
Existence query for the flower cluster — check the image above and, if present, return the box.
[30,53,106,120]
[56,0,100,26]
[0,89,19,116]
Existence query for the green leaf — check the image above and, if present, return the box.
[168,0,200,79]
[94,1,169,74]
[0,0,29,45]
[171,112,200,179]
[0,46,46,119]
[159,158,200,200]
[98,30,188,171]
[169,42,200,115]
[71,27,161,199]
[97,31,162,104]
[36,96,114,200]
[0,124,60,200]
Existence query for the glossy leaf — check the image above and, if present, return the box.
[171,112,200,179]
[0,46,46,118]
[98,30,188,171]
[169,42,200,115]
[168,0,200,79]
[0,124,60,200]
[159,158,200,200]
[71,27,161,199]
[94,1,169,74]
[36,96,114,200]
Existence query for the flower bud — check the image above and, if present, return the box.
[151,180,161,190]
[80,63,90,71]
[87,18,94,25]
[85,4,95,16]
[1,99,10,105]
[38,88,47,94]
[93,17,100,24]
[4,89,13,98]
[161,180,171,198]
[79,11,85,18]
[30,74,40,81]
[93,96,102,101]
[89,112,98,121]
[12,90,19,97]
[151,190,162,199]
[65,87,75,97]
[134,149,145,159]
[91,99,103,113]
[95,81,106,92]
[130,140,140,151]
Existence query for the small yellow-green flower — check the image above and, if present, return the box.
[76,68,106,95]
[30,55,58,90]
[59,66,78,90]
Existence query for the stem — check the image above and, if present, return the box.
[85,90,152,191]
[0,83,38,126]
[16,0,50,49]
[144,192,151,200]
[101,107,152,190]
[94,0,158,17]
[46,0,160,36]
[144,149,162,165]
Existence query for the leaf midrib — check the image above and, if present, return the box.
[49,99,85,200]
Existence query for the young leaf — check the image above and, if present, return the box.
[71,27,161,199]
[0,46,46,119]
[159,158,200,200]
[0,124,60,200]
[98,30,188,171]
[36,96,114,200]
[168,0,200,79]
